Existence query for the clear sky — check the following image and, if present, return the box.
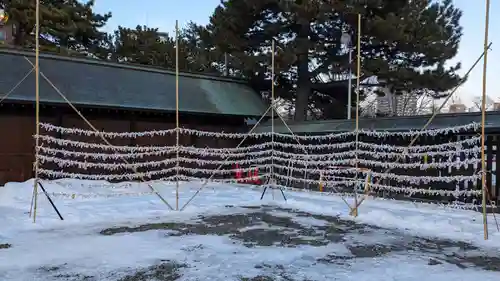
[93,0,498,106]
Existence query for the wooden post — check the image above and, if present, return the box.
[319,171,324,192]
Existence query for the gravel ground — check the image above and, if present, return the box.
[23,205,500,280]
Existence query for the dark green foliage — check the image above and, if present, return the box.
[110,25,176,66]
[1,0,464,121]
[107,23,223,74]
[180,22,225,73]
[359,0,463,96]
[208,0,463,120]
[1,0,111,55]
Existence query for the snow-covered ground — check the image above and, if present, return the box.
[1,179,499,281]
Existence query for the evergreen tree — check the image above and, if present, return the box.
[208,0,463,121]
[1,0,110,55]
[180,22,224,74]
[360,0,463,97]
[110,25,175,66]
[109,23,224,74]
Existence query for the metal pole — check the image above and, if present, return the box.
[347,49,352,119]
[224,53,228,76]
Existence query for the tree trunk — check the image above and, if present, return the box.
[294,54,310,121]
[293,21,311,122]
[13,22,31,47]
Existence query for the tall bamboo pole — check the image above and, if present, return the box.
[271,40,275,191]
[32,0,40,223]
[352,14,361,217]
[175,20,180,211]
[352,44,491,212]
[480,0,491,240]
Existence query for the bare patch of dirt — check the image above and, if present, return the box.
[117,261,186,281]
[96,205,500,277]
[37,263,95,281]
[240,276,275,281]
[8,205,499,280]
[34,261,186,281]
[100,205,373,248]
[242,263,313,281]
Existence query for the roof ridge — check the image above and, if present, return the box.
[0,51,267,116]
[268,111,500,127]
[0,47,247,84]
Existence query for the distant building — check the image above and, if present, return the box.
[157,32,169,43]
[494,102,500,111]
[449,103,467,113]
[375,89,418,116]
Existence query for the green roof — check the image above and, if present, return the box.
[255,111,500,133]
[0,48,267,116]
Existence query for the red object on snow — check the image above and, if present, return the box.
[233,164,261,185]
[234,164,243,183]
[253,167,261,185]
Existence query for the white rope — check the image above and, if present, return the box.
[278,185,489,210]
[37,134,479,155]
[40,122,480,140]
[271,164,480,184]
[273,174,481,197]
[38,154,273,170]
[40,191,155,199]
[35,122,483,202]
[36,148,480,171]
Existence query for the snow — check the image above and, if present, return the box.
[0,179,499,280]
[283,190,500,248]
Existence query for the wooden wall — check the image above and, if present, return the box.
[0,104,245,185]
[0,114,35,183]
[0,106,60,184]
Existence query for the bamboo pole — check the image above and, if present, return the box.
[23,58,175,211]
[271,39,275,194]
[351,43,491,212]
[271,103,353,210]
[480,0,491,240]
[175,20,180,211]
[352,14,361,217]
[180,104,274,211]
[31,0,40,223]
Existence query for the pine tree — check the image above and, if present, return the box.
[359,0,463,96]
[109,24,221,73]
[1,0,111,55]
[208,0,463,121]
[111,25,173,66]
[180,22,223,74]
